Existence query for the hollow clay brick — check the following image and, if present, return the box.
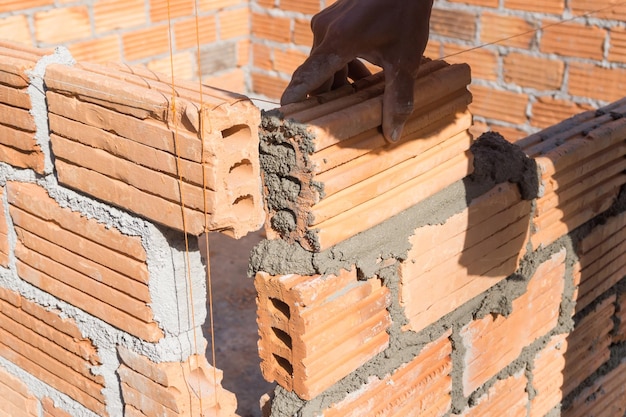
[401,183,531,333]
[617,292,626,343]
[255,267,391,400]
[45,61,264,237]
[461,249,566,396]
[41,397,73,417]
[260,61,474,251]
[540,20,606,61]
[117,346,238,417]
[456,370,528,417]
[480,12,535,49]
[530,334,567,417]
[0,365,39,417]
[505,0,564,13]
[322,331,452,417]
[563,359,626,417]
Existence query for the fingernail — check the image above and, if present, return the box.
[390,127,401,142]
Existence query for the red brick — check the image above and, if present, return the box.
[504,0,565,14]
[253,43,273,71]
[563,296,615,395]
[449,0,497,6]
[531,97,594,129]
[280,0,321,14]
[0,365,39,417]
[617,292,626,343]
[199,0,243,10]
[0,0,53,12]
[430,8,477,41]
[293,18,313,46]
[503,53,565,91]
[94,0,146,33]
[443,43,498,81]
[461,249,566,395]
[203,68,247,94]
[0,15,32,46]
[470,85,528,125]
[219,7,250,39]
[273,48,308,75]
[571,0,626,20]
[117,347,238,416]
[255,267,391,400]
[251,71,289,99]
[610,26,626,63]
[569,62,626,103]
[480,12,536,49]
[174,15,217,49]
[251,12,291,43]
[322,331,452,417]
[122,25,170,61]
[67,35,121,64]
[530,334,567,417]
[540,20,606,60]
[41,397,73,417]
[34,6,92,44]
[145,52,194,81]
[149,0,193,22]
[401,183,531,333]
[563,359,626,417]
[0,84,31,109]
[456,370,528,417]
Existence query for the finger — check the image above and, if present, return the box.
[346,59,372,81]
[381,68,415,143]
[280,52,346,105]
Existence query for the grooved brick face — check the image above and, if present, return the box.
[456,370,528,417]
[430,8,477,41]
[530,334,567,417]
[0,0,53,13]
[68,35,122,64]
[461,249,566,396]
[34,6,92,44]
[504,0,564,14]
[530,97,594,130]
[0,188,9,268]
[322,331,453,417]
[41,397,73,417]
[503,53,565,91]
[251,12,291,43]
[470,85,528,125]
[0,287,105,415]
[540,21,606,60]
[0,15,32,45]
[0,364,39,417]
[150,0,194,22]
[610,27,626,63]
[443,43,498,81]
[569,63,626,102]
[93,0,146,33]
[122,25,170,61]
[219,7,250,40]
[449,0,497,6]
[480,12,536,49]
[571,0,626,20]
[280,0,321,14]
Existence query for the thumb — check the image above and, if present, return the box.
[381,68,415,143]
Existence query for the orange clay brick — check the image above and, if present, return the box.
[0,188,8,268]
[610,26,626,63]
[322,331,452,417]
[261,61,473,251]
[0,365,39,417]
[530,334,567,417]
[540,20,606,60]
[174,15,217,49]
[563,296,615,395]
[504,0,564,14]
[616,292,626,343]
[470,85,529,125]
[251,71,289,100]
[569,62,626,103]
[401,183,531,333]
[253,43,273,71]
[203,68,247,94]
[293,18,314,46]
[480,12,536,49]
[461,249,566,396]
[41,398,73,417]
[430,8,477,41]
[563,359,626,417]
[149,0,193,22]
[571,0,626,20]
[251,12,291,43]
[45,62,264,237]
[67,35,121,64]
[503,53,565,91]
[449,0,498,6]
[443,43,498,81]
[93,0,146,33]
[573,211,626,311]
[117,346,238,416]
[122,25,170,61]
[456,370,528,417]
[0,15,32,46]
[531,97,594,130]
[489,125,528,142]
[219,7,250,39]
[273,48,308,75]
[280,0,321,14]
[199,0,243,10]
[0,0,53,12]
[255,267,391,400]
[0,297,106,415]
[34,6,91,44]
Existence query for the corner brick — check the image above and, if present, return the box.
[45,61,264,237]
[117,346,238,416]
[456,370,528,417]
[563,359,626,417]
[0,365,39,417]
[260,60,473,251]
[401,183,531,333]
[255,267,391,400]
[461,249,566,396]
[322,331,452,417]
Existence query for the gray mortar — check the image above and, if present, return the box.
[255,132,546,416]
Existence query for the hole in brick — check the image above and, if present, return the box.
[229,159,253,176]
[222,124,251,148]
[272,353,293,375]
[232,194,254,219]
[271,327,292,349]
[270,297,291,319]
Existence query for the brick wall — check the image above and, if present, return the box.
[248,0,626,140]
[0,0,250,93]
[0,40,265,416]
[251,54,626,416]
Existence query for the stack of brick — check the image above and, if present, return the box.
[0,41,50,174]
[44,59,264,237]
[259,59,473,251]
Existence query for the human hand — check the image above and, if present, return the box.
[280,0,434,142]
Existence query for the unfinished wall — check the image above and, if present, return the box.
[249,0,626,140]
[251,56,626,415]
[0,41,264,416]
[0,0,250,92]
